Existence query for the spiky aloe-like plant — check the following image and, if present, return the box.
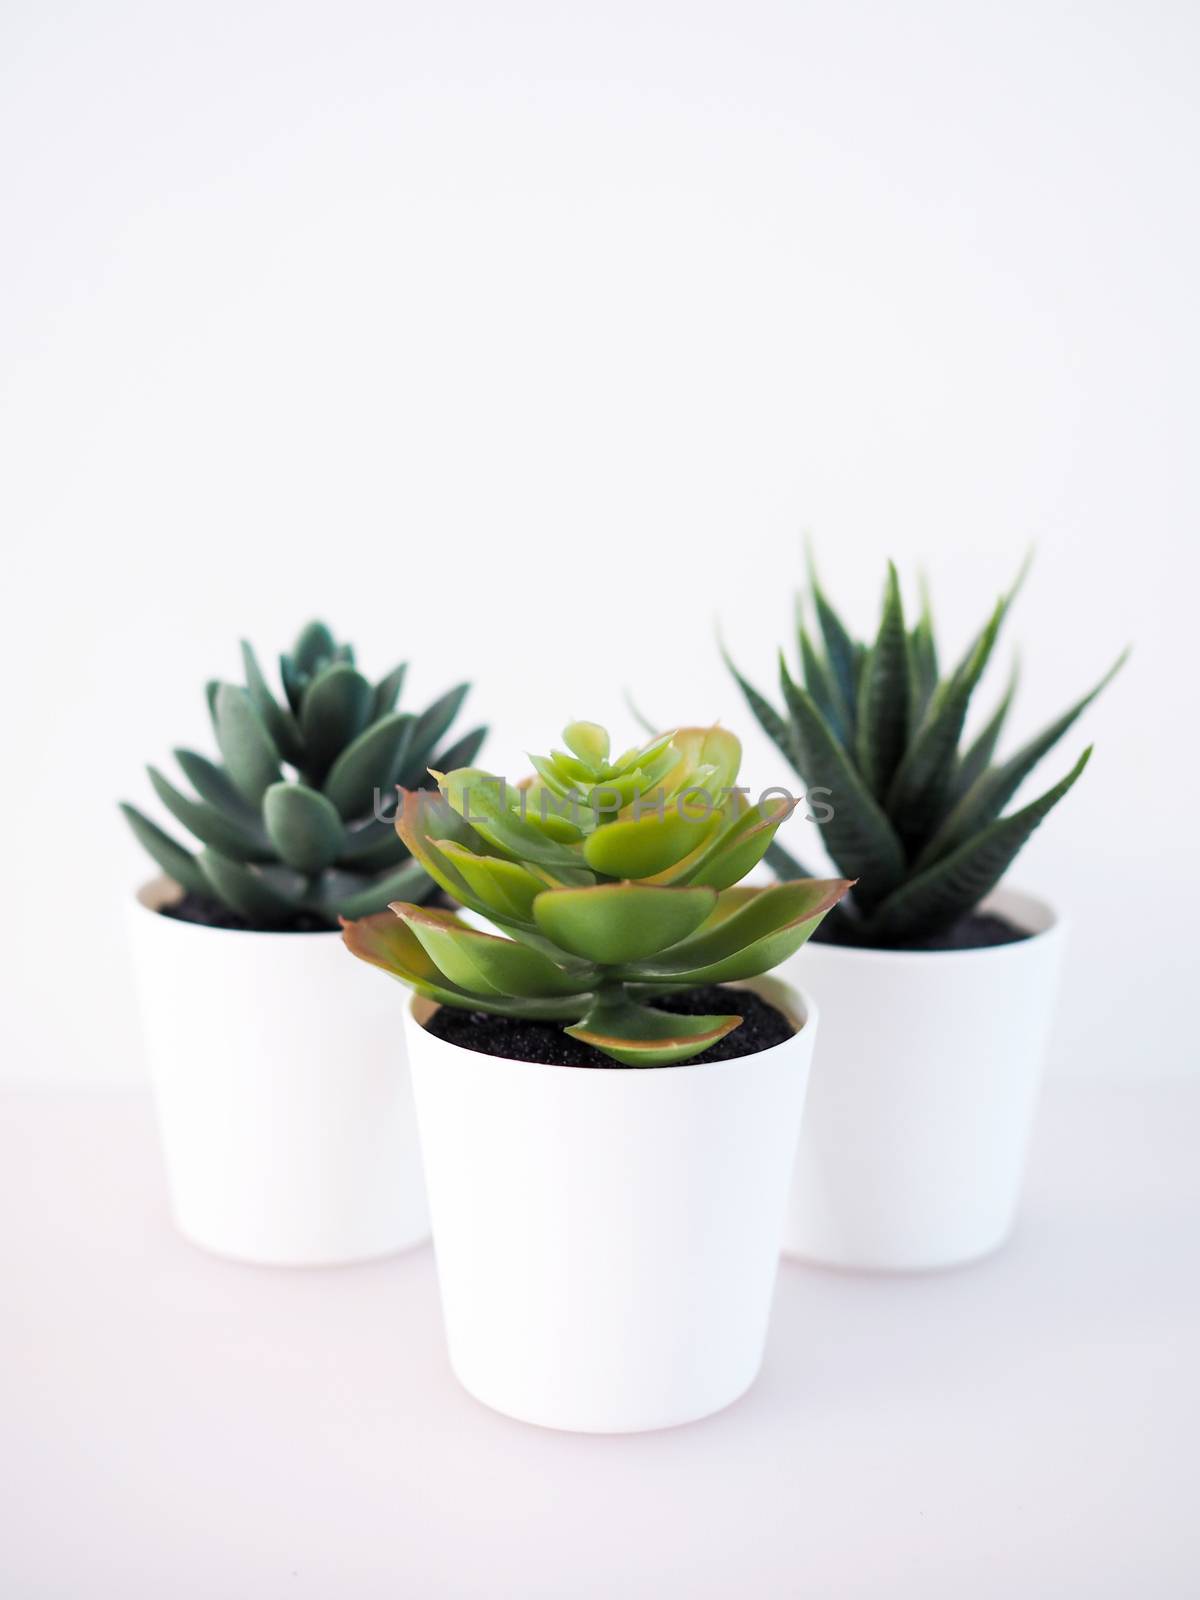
[343,721,851,1066]
[121,621,485,927]
[725,558,1126,947]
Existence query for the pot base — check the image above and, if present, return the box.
[449,1357,763,1434]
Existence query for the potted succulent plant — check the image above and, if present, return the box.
[726,557,1125,1271]
[121,620,485,1266]
[343,721,850,1431]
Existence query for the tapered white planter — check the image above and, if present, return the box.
[127,877,429,1265]
[406,977,817,1433]
[780,887,1063,1272]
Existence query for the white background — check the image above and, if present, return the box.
[2,0,1196,1083]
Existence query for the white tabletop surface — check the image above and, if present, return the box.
[3,1081,1197,1599]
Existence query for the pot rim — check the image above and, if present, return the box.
[407,972,816,1080]
[131,873,342,939]
[804,883,1063,965]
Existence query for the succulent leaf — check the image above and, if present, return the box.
[172,749,260,821]
[776,662,905,907]
[721,652,803,774]
[862,747,1093,941]
[119,804,208,897]
[582,805,721,878]
[196,850,301,925]
[855,562,910,800]
[400,683,471,785]
[806,552,859,739]
[565,995,742,1068]
[624,879,852,984]
[563,720,611,772]
[147,765,272,863]
[299,664,374,784]
[262,782,345,875]
[885,597,1005,848]
[951,657,1019,801]
[322,712,415,820]
[372,662,408,719]
[917,650,1127,868]
[398,906,594,997]
[213,684,283,805]
[533,883,718,964]
[340,912,585,1019]
[428,725,488,782]
[322,857,434,920]
[240,641,303,765]
[293,620,336,675]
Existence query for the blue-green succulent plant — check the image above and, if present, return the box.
[121,621,485,927]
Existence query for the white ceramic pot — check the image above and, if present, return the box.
[127,877,429,1265]
[406,976,818,1433]
[780,886,1063,1272]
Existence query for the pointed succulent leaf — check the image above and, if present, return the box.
[240,641,303,765]
[172,748,260,820]
[399,683,471,785]
[918,651,1127,867]
[147,765,272,862]
[398,906,594,997]
[429,725,488,783]
[320,858,433,920]
[299,663,373,783]
[321,711,415,820]
[624,878,851,984]
[776,665,905,905]
[798,623,847,742]
[723,651,804,775]
[262,782,345,874]
[855,562,910,799]
[396,788,492,899]
[806,553,859,737]
[565,995,741,1068]
[885,597,1005,848]
[279,654,304,714]
[293,620,336,676]
[533,883,717,964]
[197,849,301,924]
[336,817,409,872]
[435,843,548,923]
[213,684,282,805]
[341,911,585,1018]
[371,662,407,720]
[119,804,208,896]
[952,657,1019,801]
[863,748,1093,942]
[668,796,794,891]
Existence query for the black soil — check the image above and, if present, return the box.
[157,885,456,935]
[425,984,795,1069]
[159,891,334,934]
[813,909,1032,953]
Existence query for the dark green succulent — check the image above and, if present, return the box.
[725,556,1126,947]
[121,621,485,928]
